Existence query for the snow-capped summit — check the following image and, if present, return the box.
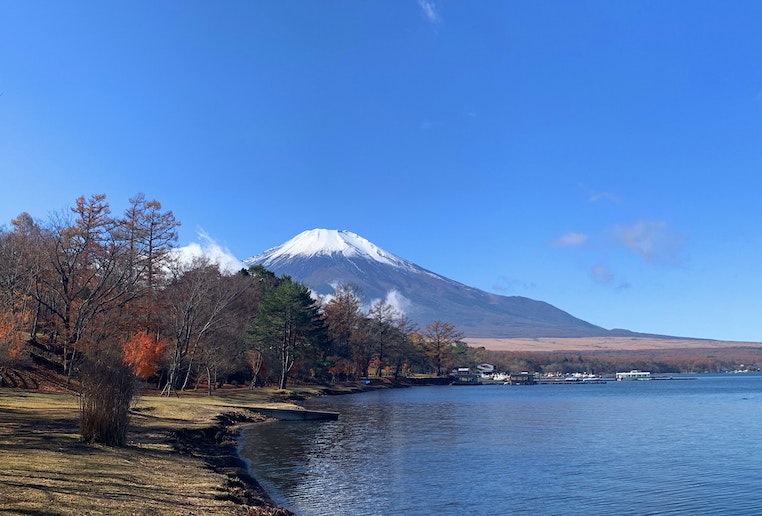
[246,229,415,271]
[243,229,616,339]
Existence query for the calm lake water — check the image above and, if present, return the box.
[239,374,762,515]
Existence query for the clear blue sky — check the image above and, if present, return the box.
[2,1,761,342]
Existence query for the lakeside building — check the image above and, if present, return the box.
[451,367,482,385]
[505,372,536,385]
[476,363,496,375]
[616,370,652,381]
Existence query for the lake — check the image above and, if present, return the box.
[238,374,762,515]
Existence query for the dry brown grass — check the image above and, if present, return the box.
[464,336,762,352]
[0,388,301,515]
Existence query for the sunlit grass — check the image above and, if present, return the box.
[0,388,301,515]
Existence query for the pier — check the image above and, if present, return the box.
[535,377,608,384]
[253,407,339,421]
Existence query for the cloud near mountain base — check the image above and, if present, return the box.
[173,229,244,274]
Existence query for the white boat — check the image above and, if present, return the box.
[616,370,651,381]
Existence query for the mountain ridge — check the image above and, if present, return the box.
[244,229,619,338]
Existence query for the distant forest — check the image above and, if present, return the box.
[1,194,759,398]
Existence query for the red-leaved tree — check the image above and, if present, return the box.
[122,332,167,379]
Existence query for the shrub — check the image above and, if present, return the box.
[79,349,139,446]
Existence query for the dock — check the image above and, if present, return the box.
[253,407,339,421]
[536,377,608,385]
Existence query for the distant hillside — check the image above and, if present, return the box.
[245,229,619,338]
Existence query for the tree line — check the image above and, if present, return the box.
[0,194,479,400]
[5,194,754,445]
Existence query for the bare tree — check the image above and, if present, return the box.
[121,193,179,295]
[366,299,401,377]
[245,348,265,388]
[422,320,464,376]
[32,195,142,378]
[159,261,246,396]
[385,314,419,378]
[0,215,39,357]
[322,283,364,376]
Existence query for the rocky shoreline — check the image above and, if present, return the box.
[172,409,294,515]
[0,379,418,514]
[183,380,408,514]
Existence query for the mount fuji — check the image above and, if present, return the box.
[243,229,617,338]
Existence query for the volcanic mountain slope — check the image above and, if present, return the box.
[243,229,616,338]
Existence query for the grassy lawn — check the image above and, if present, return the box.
[0,388,302,515]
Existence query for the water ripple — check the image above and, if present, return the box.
[240,375,762,515]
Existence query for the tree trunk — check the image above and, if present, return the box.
[180,348,196,391]
[161,343,183,397]
[66,346,77,381]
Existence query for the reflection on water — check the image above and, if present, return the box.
[239,375,762,515]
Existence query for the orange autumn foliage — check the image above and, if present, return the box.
[122,333,167,379]
[0,319,11,343]
[0,316,26,360]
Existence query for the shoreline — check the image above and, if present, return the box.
[0,379,418,514]
[217,379,412,512]
[161,382,387,513]
[172,409,293,515]
[0,388,316,515]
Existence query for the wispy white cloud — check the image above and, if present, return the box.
[589,263,630,290]
[588,190,620,203]
[551,231,588,247]
[579,183,620,203]
[364,289,411,317]
[493,276,536,294]
[590,263,614,284]
[612,220,685,265]
[174,229,244,274]
[385,289,412,315]
[418,0,440,24]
